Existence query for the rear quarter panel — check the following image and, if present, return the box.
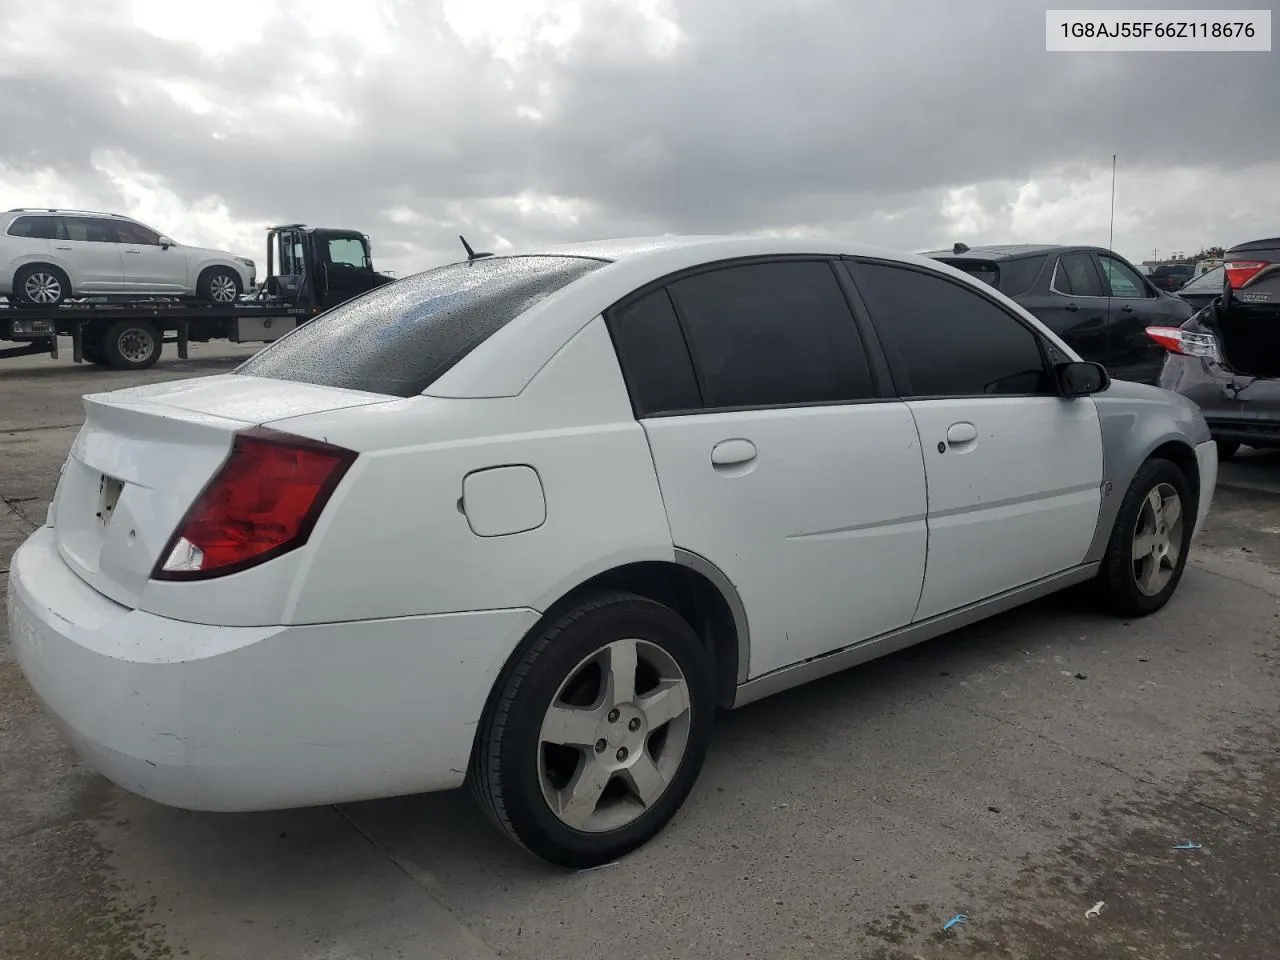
[268,315,675,624]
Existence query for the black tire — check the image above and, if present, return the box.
[469,590,715,868]
[197,267,242,305]
[101,320,161,370]
[81,342,107,366]
[1096,458,1195,617]
[13,264,70,306]
[1215,440,1240,461]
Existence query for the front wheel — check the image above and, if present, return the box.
[469,591,714,868]
[1096,458,1194,616]
[198,267,242,305]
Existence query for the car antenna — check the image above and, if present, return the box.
[953,242,969,254]
[459,235,493,262]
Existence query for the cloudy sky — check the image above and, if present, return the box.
[1,0,1276,277]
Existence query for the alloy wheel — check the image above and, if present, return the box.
[24,271,62,304]
[1131,482,1183,596]
[537,637,692,833]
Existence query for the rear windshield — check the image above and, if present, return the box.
[936,255,1046,297]
[234,255,606,397]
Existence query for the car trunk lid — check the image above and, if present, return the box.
[51,375,391,608]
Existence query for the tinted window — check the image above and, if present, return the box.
[608,289,701,415]
[7,215,58,240]
[666,260,874,409]
[940,260,999,289]
[60,216,117,243]
[1053,253,1106,297]
[112,221,161,245]
[1099,255,1151,298]
[997,255,1048,296]
[235,255,604,397]
[1180,264,1225,293]
[850,261,1051,397]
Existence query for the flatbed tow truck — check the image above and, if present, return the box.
[0,224,396,370]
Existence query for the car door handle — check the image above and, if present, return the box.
[1064,302,1079,312]
[54,246,72,251]
[946,422,978,446]
[1120,304,1135,313]
[711,439,757,467]
[123,249,140,254]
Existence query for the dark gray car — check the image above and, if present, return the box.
[1150,236,1280,459]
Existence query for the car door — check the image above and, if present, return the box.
[1097,252,1182,384]
[112,220,186,293]
[1020,251,1110,365]
[55,216,125,293]
[846,258,1103,621]
[605,259,929,679]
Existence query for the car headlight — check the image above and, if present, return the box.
[235,257,255,269]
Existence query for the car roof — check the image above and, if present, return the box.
[4,208,124,219]
[424,234,1076,399]
[1227,236,1280,255]
[919,243,1089,260]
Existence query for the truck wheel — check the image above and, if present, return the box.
[14,264,70,306]
[198,268,242,304]
[102,320,161,370]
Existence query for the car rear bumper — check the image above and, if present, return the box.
[8,526,539,812]
[1158,356,1280,448]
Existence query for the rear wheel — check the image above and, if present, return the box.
[101,320,161,370]
[198,267,242,305]
[1215,440,1240,461]
[13,264,69,306]
[1096,458,1194,616]
[469,591,714,868]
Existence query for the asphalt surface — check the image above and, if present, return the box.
[1,343,1278,960]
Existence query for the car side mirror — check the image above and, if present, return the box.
[1055,360,1110,397]
[158,236,173,249]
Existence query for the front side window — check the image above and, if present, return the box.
[849,260,1052,398]
[235,255,605,397]
[665,260,875,409]
[1098,255,1153,299]
[1052,253,1107,298]
[7,215,58,240]
[60,216,117,243]
[111,221,162,245]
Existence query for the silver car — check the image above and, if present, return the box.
[0,208,255,306]
[1149,236,1280,459]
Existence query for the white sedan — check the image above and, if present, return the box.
[8,236,1217,868]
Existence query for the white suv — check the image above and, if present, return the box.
[0,208,255,306]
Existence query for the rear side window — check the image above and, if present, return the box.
[60,216,116,243]
[849,260,1051,398]
[666,260,875,409]
[7,215,57,240]
[235,255,605,397]
[607,289,701,415]
[996,255,1047,296]
[1053,253,1107,297]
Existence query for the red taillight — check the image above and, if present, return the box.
[153,427,356,581]
[1145,325,1222,363]
[1225,260,1270,289]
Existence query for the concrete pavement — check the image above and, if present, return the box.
[2,344,1277,959]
